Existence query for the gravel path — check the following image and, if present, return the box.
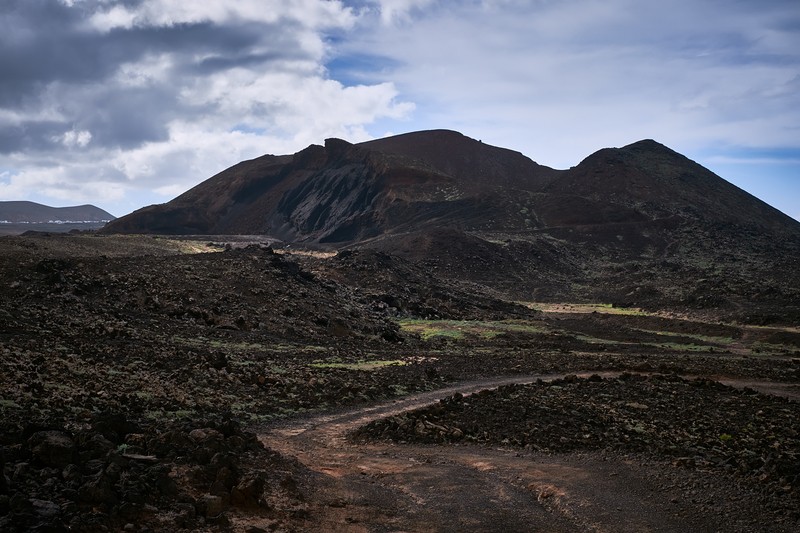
[258,372,799,532]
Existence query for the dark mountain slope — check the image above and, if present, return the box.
[0,201,114,223]
[105,153,294,234]
[105,134,523,241]
[545,139,796,232]
[359,129,560,193]
[107,130,800,242]
[103,130,800,320]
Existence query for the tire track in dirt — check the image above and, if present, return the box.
[257,372,798,532]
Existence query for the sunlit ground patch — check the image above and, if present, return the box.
[398,319,549,341]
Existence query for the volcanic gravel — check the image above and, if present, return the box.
[2,234,800,531]
[354,373,800,524]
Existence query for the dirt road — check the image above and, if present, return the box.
[258,373,797,532]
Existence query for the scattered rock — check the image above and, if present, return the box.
[27,431,76,467]
[202,494,226,517]
[231,471,266,507]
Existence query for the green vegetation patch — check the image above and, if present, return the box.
[0,398,21,409]
[749,341,795,355]
[574,333,719,353]
[525,302,651,316]
[173,336,265,351]
[573,334,624,346]
[643,342,718,353]
[144,408,197,421]
[398,319,548,341]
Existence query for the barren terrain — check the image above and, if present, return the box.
[264,372,799,532]
[1,233,799,531]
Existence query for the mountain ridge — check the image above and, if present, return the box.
[0,201,115,223]
[101,129,800,318]
[104,130,798,239]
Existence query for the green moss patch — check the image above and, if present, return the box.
[398,319,548,341]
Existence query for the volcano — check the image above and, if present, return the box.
[104,130,800,320]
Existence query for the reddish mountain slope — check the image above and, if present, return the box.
[360,129,560,192]
[106,131,561,240]
[105,130,798,241]
[103,130,800,320]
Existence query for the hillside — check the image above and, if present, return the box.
[103,130,800,322]
[105,130,798,238]
[0,201,115,235]
[0,201,114,223]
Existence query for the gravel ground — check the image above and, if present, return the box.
[354,373,800,526]
[2,234,799,531]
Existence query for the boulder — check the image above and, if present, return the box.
[231,472,266,507]
[202,494,225,517]
[28,431,76,467]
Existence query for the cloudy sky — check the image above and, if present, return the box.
[1,0,798,220]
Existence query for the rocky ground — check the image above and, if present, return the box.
[354,373,800,526]
[1,233,799,531]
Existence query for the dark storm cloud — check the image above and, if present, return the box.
[0,1,415,214]
[0,12,282,93]
[0,0,92,103]
[0,121,65,153]
[0,1,317,153]
[79,86,176,149]
[180,21,311,75]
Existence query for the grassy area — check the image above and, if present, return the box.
[0,398,21,409]
[397,319,548,341]
[173,336,267,351]
[573,333,721,353]
[160,239,217,254]
[643,342,719,353]
[524,302,651,316]
[573,334,623,346]
[749,341,796,355]
[144,408,197,421]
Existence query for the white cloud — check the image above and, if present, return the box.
[0,164,127,207]
[88,0,356,31]
[88,4,137,31]
[0,0,415,214]
[59,129,93,148]
[112,54,174,88]
[373,0,438,24]
[0,69,412,211]
[345,0,800,168]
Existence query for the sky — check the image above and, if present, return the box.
[0,0,798,221]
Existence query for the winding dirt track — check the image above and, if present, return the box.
[259,373,797,532]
